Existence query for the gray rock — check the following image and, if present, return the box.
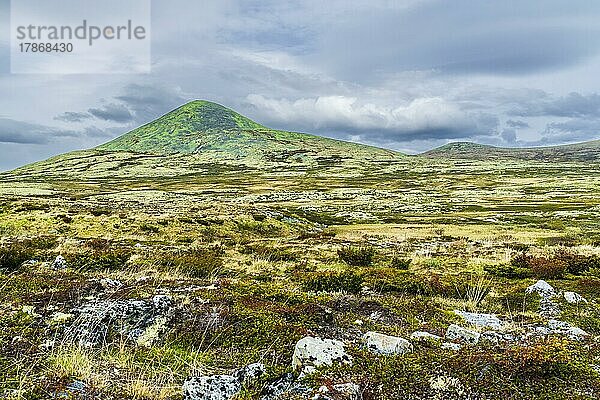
[564,291,587,304]
[454,310,504,329]
[261,373,311,400]
[526,280,555,298]
[445,324,480,345]
[548,319,589,340]
[52,255,67,270]
[67,295,175,347]
[183,363,264,400]
[292,337,351,375]
[363,331,413,355]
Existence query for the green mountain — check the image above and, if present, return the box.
[5,100,402,180]
[423,140,600,162]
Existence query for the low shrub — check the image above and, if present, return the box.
[529,257,567,279]
[302,270,363,294]
[338,246,375,267]
[484,263,532,279]
[0,237,58,271]
[554,250,600,275]
[389,257,411,270]
[510,252,533,269]
[367,270,449,296]
[66,248,131,271]
[0,242,35,271]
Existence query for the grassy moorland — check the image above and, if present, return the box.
[1,102,600,399]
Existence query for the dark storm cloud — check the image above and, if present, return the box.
[88,103,134,123]
[0,118,77,144]
[54,112,93,123]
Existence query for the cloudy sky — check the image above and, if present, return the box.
[1,0,600,170]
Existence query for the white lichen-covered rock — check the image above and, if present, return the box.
[261,373,311,400]
[52,255,67,270]
[363,331,412,355]
[410,331,443,342]
[454,310,504,329]
[67,295,175,347]
[292,337,351,375]
[526,280,555,298]
[441,342,462,351]
[564,291,587,304]
[183,363,264,400]
[548,319,589,340]
[445,324,480,345]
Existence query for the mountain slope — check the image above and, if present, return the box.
[423,140,600,162]
[4,100,402,180]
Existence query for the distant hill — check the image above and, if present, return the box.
[423,140,600,162]
[4,100,402,180]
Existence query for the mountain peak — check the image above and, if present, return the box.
[97,100,267,154]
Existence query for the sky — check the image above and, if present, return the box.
[1,0,600,171]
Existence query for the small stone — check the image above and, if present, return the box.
[441,342,462,351]
[526,280,555,298]
[292,337,351,375]
[548,319,589,340]
[410,331,443,342]
[445,324,480,345]
[52,255,67,270]
[564,291,587,304]
[362,331,413,355]
[454,310,503,329]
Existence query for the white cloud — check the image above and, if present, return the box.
[245,94,487,139]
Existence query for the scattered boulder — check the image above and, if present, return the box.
[52,255,67,270]
[292,337,351,375]
[548,319,588,340]
[261,373,310,400]
[183,363,264,400]
[564,291,587,304]
[526,280,555,298]
[66,295,175,347]
[454,310,503,329]
[445,324,480,345]
[363,331,412,355]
